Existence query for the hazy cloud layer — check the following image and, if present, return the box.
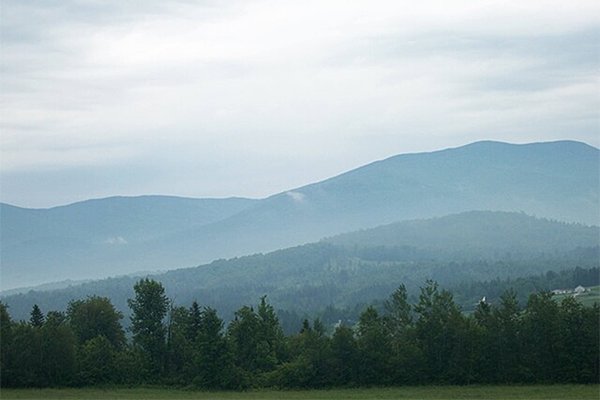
[1,0,598,207]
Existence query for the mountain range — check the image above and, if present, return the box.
[1,140,598,290]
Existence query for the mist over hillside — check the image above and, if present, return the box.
[2,211,598,323]
[0,196,258,289]
[1,140,598,290]
[326,211,599,257]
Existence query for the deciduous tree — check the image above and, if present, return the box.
[128,278,169,376]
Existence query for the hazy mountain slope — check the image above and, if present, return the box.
[270,140,599,229]
[0,196,257,289]
[139,140,599,267]
[326,211,600,257]
[2,140,598,289]
[1,195,258,245]
[3,211,598,322]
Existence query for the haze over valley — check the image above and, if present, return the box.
[1,140,598,291]
[2,1,600,393]
[1,138,598,331]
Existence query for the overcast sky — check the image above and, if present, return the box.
[1,0,598,208]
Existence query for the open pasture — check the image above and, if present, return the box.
[2,385,599,400]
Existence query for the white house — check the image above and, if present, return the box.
[574,285,586,294]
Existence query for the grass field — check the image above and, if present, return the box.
[553,285,600,307]
[1,385,599,400]
[573,285,600,307]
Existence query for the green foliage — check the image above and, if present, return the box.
[384,284,412,334]
[330,325,358,385]
[521,292,562,381]
[40,311,76,386]
[357,307,392,385]
[193,307,233,389]
[0,302,12,387]
[382,286,423,385]
[128,279,169,377]
[4,213,598,326]
[227,297,288,385]
[164,306,194,383]
[3,311,75,387]
[228,306,260,375]
[272,318,332,388]
[29,304,44,327]
[474,290,521,383]
[414,281,462,382]
[76,335,116,385]
[1,278,599,389]
[67,296,125,349]
[5,322,43,386]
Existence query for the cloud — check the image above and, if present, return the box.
[286,191,306,203]
[105,236,128,245]
[1,0,598,207]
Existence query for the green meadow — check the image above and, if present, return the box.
[553,285,600,307]
[2,385,599,400]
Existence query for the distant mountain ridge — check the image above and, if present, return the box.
[1,195,257,246]
[1,140,598,289]
[0,196,258,289]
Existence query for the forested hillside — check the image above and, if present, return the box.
[2,140,598,290]
[3,211,597,323]
[326,211,599,258]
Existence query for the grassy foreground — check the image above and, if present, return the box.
[1,385,598,400]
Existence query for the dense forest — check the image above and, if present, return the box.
[302,267,600,330]
[3,243,597,326]
[1,276,598,389]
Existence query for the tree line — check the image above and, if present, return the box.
[1,278,598,388]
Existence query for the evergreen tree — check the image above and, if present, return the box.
[188,301,203,341]
[384,284,412,337]
[330,325,358,385]
[383,284,424,384]
[300,318,332,387]
[226,304,262,388]
[557,297,599,382]
[29,304,44,328]
[580,303,600,383]
[493,290,522,382]
[257,296,287,369]
[228,297,287,379]
[414,280,463,382]
[357,306,392,385]
[473,298,496,382]
[194,307,232,388]
[521,291,561,382]
[0,302,13,387]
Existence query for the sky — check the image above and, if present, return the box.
[1,0,599,208]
